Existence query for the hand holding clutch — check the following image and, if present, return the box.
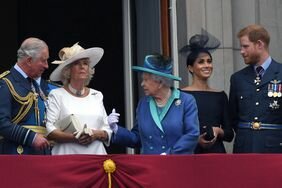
[203,125,215,141]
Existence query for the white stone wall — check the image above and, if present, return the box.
[179,0,234,93]
[177,0,282,153]
[232,0,282,71]
[179,0,282,91]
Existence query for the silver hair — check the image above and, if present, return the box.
[151,74,173,88]
[17,37,48,61]
[60,61,95,86]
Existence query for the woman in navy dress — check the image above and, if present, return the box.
[180,33,234,153]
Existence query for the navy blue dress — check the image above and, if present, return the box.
[182,90,234,153]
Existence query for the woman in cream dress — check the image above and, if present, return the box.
[46,43,112,155]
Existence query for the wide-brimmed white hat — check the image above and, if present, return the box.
[49,42,104,81]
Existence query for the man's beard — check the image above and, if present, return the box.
[244,52,260,65]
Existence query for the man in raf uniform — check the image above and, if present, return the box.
[229,24,282,153]
[0,37,53,154]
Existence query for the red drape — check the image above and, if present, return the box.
[1,154,282,188]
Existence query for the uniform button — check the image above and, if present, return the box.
[149,136,152,139]
[255,102,259,105]
[162,146,166,149]
[240,96,243,99]
[150,146,153,150]
[254,117,258,120]
[161,135,164,138]
[256,88,260,92]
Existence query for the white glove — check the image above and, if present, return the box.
[107,108,120,133]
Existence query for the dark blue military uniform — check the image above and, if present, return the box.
[229,60,282,153]
[0,67,59,154]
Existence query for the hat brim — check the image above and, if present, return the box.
[132,66,181,81]
[50,47,104,81]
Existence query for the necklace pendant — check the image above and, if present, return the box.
[76,90,82,96]
[68,84,85,97]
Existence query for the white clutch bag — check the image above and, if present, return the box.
[55,114,83,134]
[54,114,92,139]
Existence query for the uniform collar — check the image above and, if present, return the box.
[14,63,41,85]
[254,56,272,71]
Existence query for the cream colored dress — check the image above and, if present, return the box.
[46,87,112,155]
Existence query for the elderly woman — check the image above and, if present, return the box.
[108,54,199,154]
[46,43,112,155]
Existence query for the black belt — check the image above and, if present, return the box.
[238,122,282,130]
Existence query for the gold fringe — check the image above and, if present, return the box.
[0,70,10,79]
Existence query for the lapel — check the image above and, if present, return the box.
[149,98,164,133]
[241,65,257,84]
[149,88,180,133]
[260,60,280,86]
[10,67,31,91]
[39,79,49,96]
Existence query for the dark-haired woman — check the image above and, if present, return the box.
[180,34,234,153]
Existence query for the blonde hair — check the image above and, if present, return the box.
[60,59,94,86]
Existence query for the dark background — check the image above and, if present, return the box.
[0,0,164,154]
[1,0,126,154]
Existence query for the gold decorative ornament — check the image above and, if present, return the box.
[17,145,24,154]
[103,159,116,188]
[251,122,261,130]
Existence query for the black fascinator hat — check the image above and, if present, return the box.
[180,29,221,67]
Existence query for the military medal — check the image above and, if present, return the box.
[269,100,280,109]
[268,84,273,97]
[254,76,261,85]
[270,80,281,98]
[273,83,278,97]
[269,80,281,110]
[268,91,273,97]
[278,84,282,97]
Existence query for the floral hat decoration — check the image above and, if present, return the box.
[50,42,104,81]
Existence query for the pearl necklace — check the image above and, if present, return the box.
[155,89,171,107]
[68,84,85,97]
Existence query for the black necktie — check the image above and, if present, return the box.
[256,66,264,79]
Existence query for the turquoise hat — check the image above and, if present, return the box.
[132,54,181,81]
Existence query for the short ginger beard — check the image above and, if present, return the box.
[244,52,261,65]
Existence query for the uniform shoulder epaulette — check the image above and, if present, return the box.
[0,70,10,79]
[47,80,62,88]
